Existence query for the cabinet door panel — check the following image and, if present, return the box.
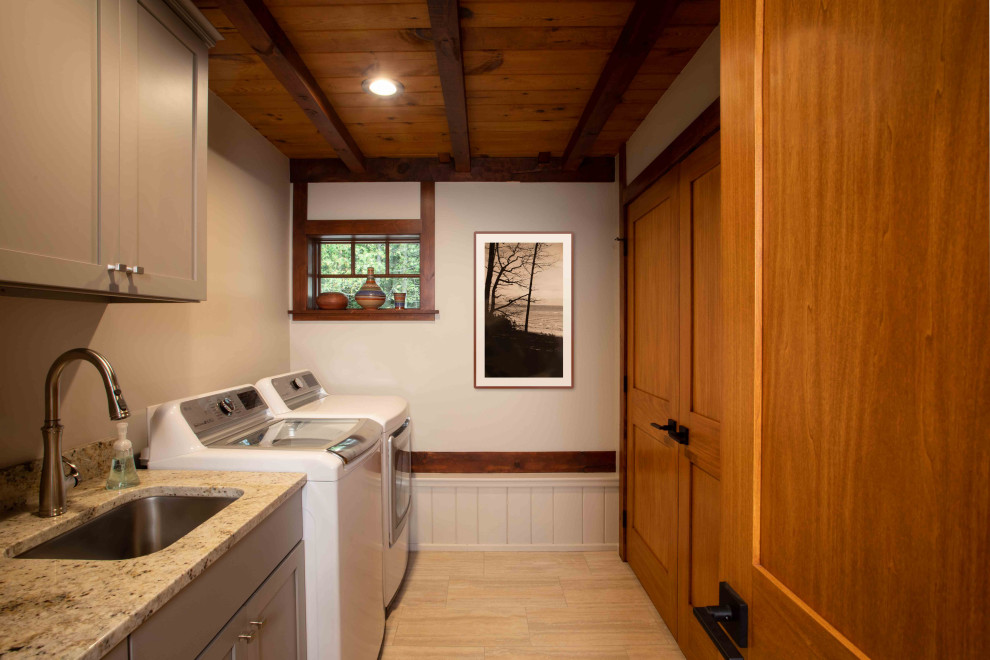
[256,561,304,659]
[0,0,119,292]
[119,0,207,300]
[136,1,195,280]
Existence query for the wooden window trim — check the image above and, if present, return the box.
[289,181,439,321]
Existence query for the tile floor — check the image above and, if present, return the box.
[382,551,685,659]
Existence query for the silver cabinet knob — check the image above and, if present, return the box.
[106,264,144,275]
[238,631,255,643]
[250,619,266,628]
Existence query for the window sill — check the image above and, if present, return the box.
[289,309,440,321]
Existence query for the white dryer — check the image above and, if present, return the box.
[256,371,411,608]
[147,385,385,660]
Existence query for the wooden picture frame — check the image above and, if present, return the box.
[474,232,574,388]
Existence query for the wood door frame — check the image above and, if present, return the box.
[619,104,721,560]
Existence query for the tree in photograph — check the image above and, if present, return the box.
[523,243,543,332]
[485,242,556,330]
[486,242,533,317]
[484,242,497,316]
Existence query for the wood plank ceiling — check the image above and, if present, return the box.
[195,0,718,166]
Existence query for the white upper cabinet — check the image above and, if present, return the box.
[0,0,216,301]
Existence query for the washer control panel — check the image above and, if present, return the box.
[180,386,269,439]
[271,371,323,410]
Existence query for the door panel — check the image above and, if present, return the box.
[722,0,990,657]
[678,462,721,660]
[688,164,722,423]
[632,198,678,402]
[625,166,681,631]
[627,427,679,628]
[675,135,723,658]
[631,426,679,572]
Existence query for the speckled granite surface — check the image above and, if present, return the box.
[0,470,306,659]
[0,439,117,515]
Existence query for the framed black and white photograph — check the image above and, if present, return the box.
[474,232,573,388]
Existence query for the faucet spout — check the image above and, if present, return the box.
[40,348,130,517]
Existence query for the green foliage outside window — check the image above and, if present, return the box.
[318,238,420,309]
[320,243,350,274]
[389,243,420,274]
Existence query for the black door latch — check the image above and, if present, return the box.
[668,424,689,445]
[650,420,690,445]
[693,582,748,660]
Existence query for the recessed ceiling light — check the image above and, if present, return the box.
[362,78,403,97]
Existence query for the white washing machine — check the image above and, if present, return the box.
[256,371,411,608]
[147,385,385,660]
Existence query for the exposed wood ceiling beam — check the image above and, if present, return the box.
[290,157,615,184]
[561,0,681,171]
[214,0,366,172]
[426,0,471,173]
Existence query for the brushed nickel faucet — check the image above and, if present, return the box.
[40,348,129,517]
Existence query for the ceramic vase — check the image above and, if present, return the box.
[316,291,348,310]
[354,268,386,309]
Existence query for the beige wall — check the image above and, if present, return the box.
[290,181,621,453]
[0,94,290,467]
[625,26,720,184]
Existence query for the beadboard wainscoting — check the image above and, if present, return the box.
[410,474,620,551]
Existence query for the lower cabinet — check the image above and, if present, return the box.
[121,489,306,660]
[198,543,306,660]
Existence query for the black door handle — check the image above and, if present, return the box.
[650,419,677,433]
[668,424,690,445]
[693,606,742,660]
[693,582,748,660]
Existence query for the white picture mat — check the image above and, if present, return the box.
[475,232,573,388]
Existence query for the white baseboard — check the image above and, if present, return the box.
[410,473,620,552]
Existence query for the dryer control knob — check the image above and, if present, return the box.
[292,377,306,390]
[218,397,234,416]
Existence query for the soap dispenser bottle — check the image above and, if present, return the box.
[107,422,140,490]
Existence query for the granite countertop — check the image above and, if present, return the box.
[0,470,306,659]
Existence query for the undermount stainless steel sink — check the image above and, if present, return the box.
[15,495,239,560]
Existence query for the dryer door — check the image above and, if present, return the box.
[388,418,412,546]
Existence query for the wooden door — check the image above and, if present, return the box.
[625,165,682,629]
[119,0,209,300]
[721,0,989,658]
[0,0,122,294]
[675,134,722,660]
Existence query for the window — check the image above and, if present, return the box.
[290,181,437,320]
[316,236,421,309]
